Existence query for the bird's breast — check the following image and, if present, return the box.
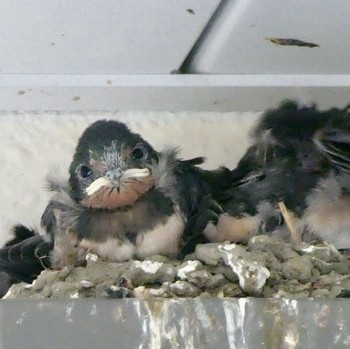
[301,174,350,248]
[75,190,185,261]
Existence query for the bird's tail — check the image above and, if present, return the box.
[0,225,53,297]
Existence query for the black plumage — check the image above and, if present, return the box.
[187,101,350,249]
[0,226,51,297]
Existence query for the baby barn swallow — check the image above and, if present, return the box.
[42,119,218,268]
[188,101,350,249]
[0,119,227,291]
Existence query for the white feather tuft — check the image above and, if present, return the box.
[45,166,70,192]
[151,146,180,201]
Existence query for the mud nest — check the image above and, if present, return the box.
[5,235,350,299]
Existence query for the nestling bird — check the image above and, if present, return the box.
[0,120,229,294]
[186,101,350,250]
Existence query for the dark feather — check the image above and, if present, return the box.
[315,127,350,174]
[0,225,52,286]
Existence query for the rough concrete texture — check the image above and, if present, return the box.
[6,236,350,299]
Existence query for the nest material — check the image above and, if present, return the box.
[5,235,350,299]
[278,202,301,244]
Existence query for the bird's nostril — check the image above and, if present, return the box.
[106,170,122,181]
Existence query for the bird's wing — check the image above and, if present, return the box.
[315,127,350,173]
[0,225,52,285]
[180,143,268,256]
[174,156,231,217]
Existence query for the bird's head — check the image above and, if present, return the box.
[69,120,158,209]
[253,101,329,172]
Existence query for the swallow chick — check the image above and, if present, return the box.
[0,119,229,292]
[43,120,223,268]
[187,101,350,249]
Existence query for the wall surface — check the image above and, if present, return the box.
[1,0,350,112]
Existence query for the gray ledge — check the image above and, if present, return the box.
[1,298,350,348]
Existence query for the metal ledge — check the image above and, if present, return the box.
[1,298,350,348]
[1,74,350,112]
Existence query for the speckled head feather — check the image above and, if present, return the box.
[68,120,157,203]
[71,120,155,164]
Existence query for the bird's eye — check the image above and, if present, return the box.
[132,147,145,160]
[80,165,92,178]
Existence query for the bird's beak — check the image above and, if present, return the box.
[85,168,151,196]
